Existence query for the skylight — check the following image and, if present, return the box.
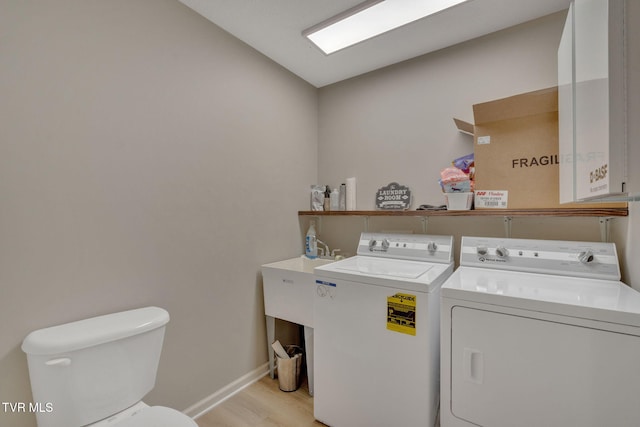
[303,0,471,55]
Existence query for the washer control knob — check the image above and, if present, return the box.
[381,239,390,251]
[477,246,488,256]
[369,239,377,251]
[427,241,438,253]
[495,246,509,258]
[579,250,595,264]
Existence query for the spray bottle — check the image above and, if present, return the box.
[305,220,318,259]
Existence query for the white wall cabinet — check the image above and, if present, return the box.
[558,0,633,202]
[558,2,575,204]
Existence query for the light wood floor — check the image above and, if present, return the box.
[195,374,440,427]
[195,375,326,427]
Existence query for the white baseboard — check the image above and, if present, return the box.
[183,362,270,420]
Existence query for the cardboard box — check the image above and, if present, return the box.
[455,87,626,209]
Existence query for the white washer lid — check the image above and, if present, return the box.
[115,406,197,427]
[315,255,453,293]
[336,256,434,279]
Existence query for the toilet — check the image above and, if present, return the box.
[22,307,197,427]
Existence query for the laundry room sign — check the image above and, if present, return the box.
[375,182,412,210]
[387,293,416,336]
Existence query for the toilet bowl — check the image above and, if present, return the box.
[88,402,196,427]
[22,307,197,427]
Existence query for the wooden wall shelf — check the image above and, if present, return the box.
[298,208,628,218]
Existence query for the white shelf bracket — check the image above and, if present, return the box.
[599,217,612,242]
[503,216,513,238]
[421,217,429,234]
[363,215,370,232]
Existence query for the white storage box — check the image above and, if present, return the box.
[445,192,474,210]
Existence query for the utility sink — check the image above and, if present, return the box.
[261,256,335,327]
[261,255,336,396]
[264,255,335,275]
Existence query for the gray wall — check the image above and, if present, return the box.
[0,1,317,426]
[315,11,633,282]
[621,0,640,290]
[317,13,568,210]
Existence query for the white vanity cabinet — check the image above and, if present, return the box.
[558,0,637,202]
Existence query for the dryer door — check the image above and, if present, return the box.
[450,306,640,427]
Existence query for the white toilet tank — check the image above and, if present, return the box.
[22,307,170,427]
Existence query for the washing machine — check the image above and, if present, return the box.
[441,236,640,427]
[313,232,454,427]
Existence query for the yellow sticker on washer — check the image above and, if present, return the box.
[387,293,416,336]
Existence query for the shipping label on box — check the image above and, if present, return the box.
[474,190,508,209]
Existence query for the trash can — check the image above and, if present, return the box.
[276,345,303,392]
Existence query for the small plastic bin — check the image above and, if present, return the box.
[276,345,303,392]
[445,192,474,210]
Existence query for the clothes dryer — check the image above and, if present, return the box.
[441,236,640,427]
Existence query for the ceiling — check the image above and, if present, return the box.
[178,0,571,88]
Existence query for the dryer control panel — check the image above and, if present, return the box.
[356,232,453,264]
[460,236,620,280]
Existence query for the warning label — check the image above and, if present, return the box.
[387,293,416,336]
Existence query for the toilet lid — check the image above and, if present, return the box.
[115,406,197,427]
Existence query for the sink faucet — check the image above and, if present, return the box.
[317,239,330,258]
